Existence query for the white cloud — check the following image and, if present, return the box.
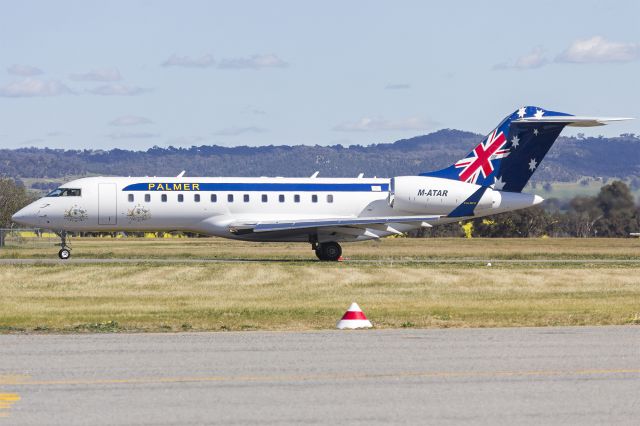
[70,68,122,82]
[514,47,547,69]
[213,126,266,136]
[160,53,287,70]
[385,83,411,90]
[89,84,150,96]
[218,54,287,70]
[107,131,158,140]
[242,105,266,115]
[109,115,153,126]
[494,47,547,70]
[161,54,215,68]
[556,36,640,63]
[0,78,73,97]
[7,64,43,76]
[333,116,437,132]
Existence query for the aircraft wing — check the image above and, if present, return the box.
[229,215,440,234]
[513,116,633,127]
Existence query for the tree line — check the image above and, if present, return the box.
[422,181,640,238]
[0,179,35,227]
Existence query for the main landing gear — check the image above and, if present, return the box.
[313,241,342,262]
[55,231,71,260]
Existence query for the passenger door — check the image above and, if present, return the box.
[98,183,117,225]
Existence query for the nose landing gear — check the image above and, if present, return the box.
[55,231,72,260]
[58,248,71,260]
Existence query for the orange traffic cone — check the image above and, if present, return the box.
[336,302,373,329]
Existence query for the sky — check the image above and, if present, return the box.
[1,0,639,150]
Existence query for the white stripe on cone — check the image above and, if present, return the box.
[336,302,373,329]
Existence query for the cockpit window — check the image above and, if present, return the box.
[46,188,82,197]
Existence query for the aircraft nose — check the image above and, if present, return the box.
[12,205,38,226]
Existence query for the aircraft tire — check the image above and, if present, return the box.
[58,248,71,260]
[317,242,342,261]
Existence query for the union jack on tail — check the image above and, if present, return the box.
[454,128,510,184]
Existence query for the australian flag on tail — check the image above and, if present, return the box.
[421,106,574,192]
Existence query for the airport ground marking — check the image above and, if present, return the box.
[0,393,21,417]
[0,375,30,385]
[4,368,639,387]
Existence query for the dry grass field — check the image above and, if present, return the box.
[2,236,640,260]
[1,237,639,333]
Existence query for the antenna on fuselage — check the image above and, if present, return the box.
[310,171,319,178]
[177,170,186,178]
[357,173,364,178]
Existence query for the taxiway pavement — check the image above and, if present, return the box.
[1,327,639,425]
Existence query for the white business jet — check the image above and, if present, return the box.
[12,106,630,260]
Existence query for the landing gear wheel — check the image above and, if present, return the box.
[55,230,71,260]
[316,242,342,261]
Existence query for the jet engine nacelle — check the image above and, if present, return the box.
[390,176,494,215]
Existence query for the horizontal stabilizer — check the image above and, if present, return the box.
[230,216,439,234]
[513,116,633,127]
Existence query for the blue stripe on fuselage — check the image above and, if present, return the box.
[122,182,389,192]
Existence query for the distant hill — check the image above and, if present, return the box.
[2,129,639,184]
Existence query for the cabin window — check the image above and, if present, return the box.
[194,194,200,202]
[178,194,184,202]
[311,194,318,203]
[228,194,234,203]
[294,194,300,203]
[145,194,151,202]
[244,194,250,202]
[262,194,268,203]
[279,194,285,203]
[327,194,334,203]
[211,194,217,202]
[128,194,134,202]
[161,194,167,202]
